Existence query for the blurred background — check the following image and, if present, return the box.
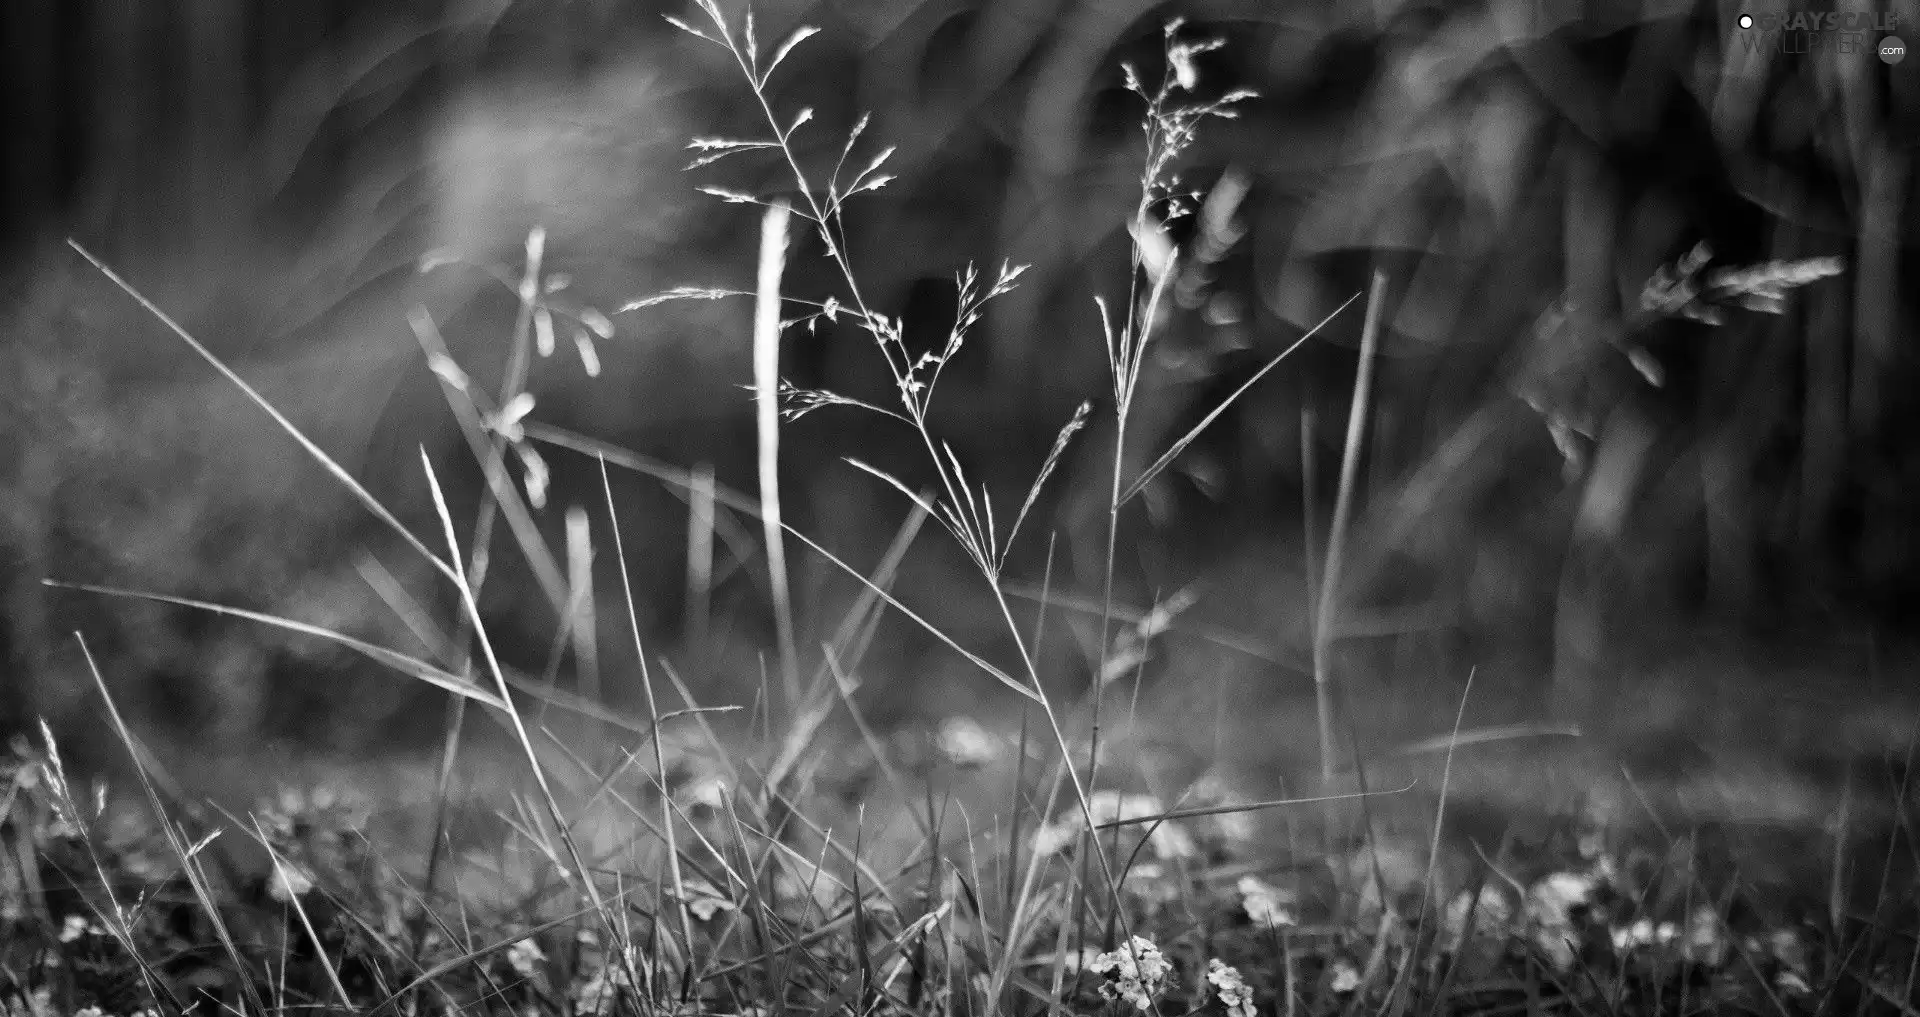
[1,0,1916,807]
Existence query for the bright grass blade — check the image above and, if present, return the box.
[565,506,602,745]
[686,462,718,651]
[1091,782,1418,831]
[251,818,355,1009]
[1313,272,1388,808]
[418,447,611,931]
[67,241,458,584]
[600,454,698,959]
[1120,290,1362,507]
[44,580,509,711]
[754,199,804,708]
[843,457,943,528]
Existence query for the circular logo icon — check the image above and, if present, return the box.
[1882,36,1907,64]
[1738,12,1755,29]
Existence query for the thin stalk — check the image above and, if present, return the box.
[603,457,699,959]
[1314,270,1389,838]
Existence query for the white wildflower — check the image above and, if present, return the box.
[1441,887,1512,949]
[1770,927,1809,975]
[1032,818,1080,857]
[72,1008,105,1017]
[1206,958,1256,1017]
[1611,917,1656,952]
[934,715,999,768]
[1328,958,1362,994]
[1238,876,1297,928]
[59,913,102,943]
[1088,936,1171,1011]
[506,937,545,980]
[1526,871,1595,927]
[1526,872,1593,972]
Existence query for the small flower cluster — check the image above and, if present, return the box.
[1088,936,1172,1011]
[1082,938,1263,1017]
[1205,958,1257,1017]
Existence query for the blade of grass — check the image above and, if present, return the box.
[419,448,624,953]
[1118,292,1361,507]
[67,239,458,585]
[1391,667,1476,1014]
[753,199,804,709]
[600,454,699,966]
[1314,271,1389,835]
[249,817,356,1010]
[686,462,718,653]
[566,506,603,748]
[43,580,508,710]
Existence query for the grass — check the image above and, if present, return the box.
[4,5,1917,1017]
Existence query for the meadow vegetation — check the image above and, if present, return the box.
[2,2,1917,1016]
